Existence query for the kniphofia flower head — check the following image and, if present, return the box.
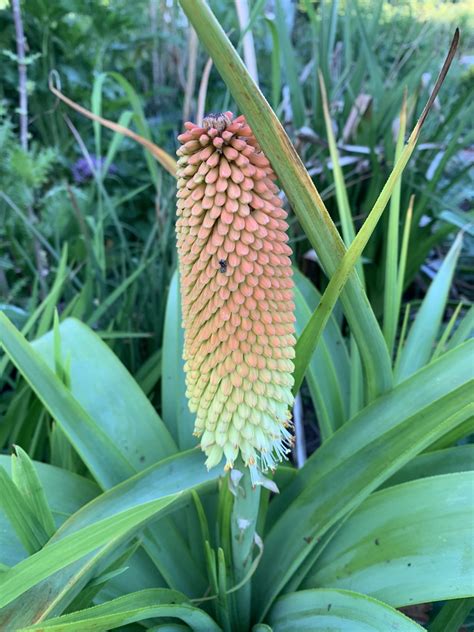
[176,112,296,483]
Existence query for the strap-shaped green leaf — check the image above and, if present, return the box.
[20,589,221,632]
[293,269,349,440]
[381,444,474,488]
[0,313,135,488]
[32,317,176,473]
[161,271,196,450]
[304,473,474,607]
[268,589,423,631]
[395,233,462,383]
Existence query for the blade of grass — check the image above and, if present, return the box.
[0,191,59,265]
[428,598,474,632]
[0,246,69,380]
[396,195,414,310]
[395,232,463,383]
[349,336,363,418]
[274,0,305,128]
[301,0,320,121]
[431,302,464,361]
[182,26,198,123]
[238,0,266,42]
[264,16,281,112]
[383,94,407,356]
[319,70,364,283]
[11,445,56,538]
[352,0,384,95]
[103,110,133,176]
[447,305,474,351]
[86,256,155,327]
[235,0,258,84]
[394,303,411,370]
[36,245,69,338]
[134,348,162,397]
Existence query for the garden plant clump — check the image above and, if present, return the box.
[0,0,473,631]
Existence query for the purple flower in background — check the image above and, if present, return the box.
[72,155,118,184]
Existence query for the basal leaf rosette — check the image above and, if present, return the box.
[176,112,295,483]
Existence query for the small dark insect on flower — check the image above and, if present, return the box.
[218,259,227,274]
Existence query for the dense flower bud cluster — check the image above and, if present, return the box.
[176,112,296,482]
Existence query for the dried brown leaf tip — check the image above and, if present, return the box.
[176,112,296,483]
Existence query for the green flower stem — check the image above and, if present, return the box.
[230,464,261,632]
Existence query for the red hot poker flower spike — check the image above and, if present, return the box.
[176,112,296,483]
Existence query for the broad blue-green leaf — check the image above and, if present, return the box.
[21,589,222,632]
[304,473,474,607]
[395,233,462,382]
[0,314,135,488]
[293,269,349,440]
[268,589,423,631]
[381,444,474,488]
[161,271,196,449]
[32,318,176,470]
[0,494,178,620]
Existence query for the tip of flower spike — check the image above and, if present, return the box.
[202,112,232,132]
